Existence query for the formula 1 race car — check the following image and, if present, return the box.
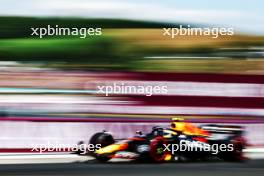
[87,118,247,163]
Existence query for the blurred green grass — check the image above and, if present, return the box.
[0,36,135,70]
[0,17,264,73]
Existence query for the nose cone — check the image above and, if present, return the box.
[95,143,128,155]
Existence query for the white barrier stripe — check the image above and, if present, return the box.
[88,81,264,97]
[66,104,264,116]
[244,148,264,153]
[0,154,79,160]
[1,81,264,98]
[4,104,264,116]
[0,95,132,104]
[165,81,264,97]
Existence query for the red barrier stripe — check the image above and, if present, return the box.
[130,72,264,84]
[1,117,264,123]
[127,95,264,108]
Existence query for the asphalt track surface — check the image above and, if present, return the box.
[0,159,263,176]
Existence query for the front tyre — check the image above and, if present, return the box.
[89,132,115,162]
[149,137,168,162]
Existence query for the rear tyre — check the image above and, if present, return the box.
[221,136,246,162]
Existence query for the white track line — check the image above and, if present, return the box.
[0,154,89,164]
[0,148,263,164]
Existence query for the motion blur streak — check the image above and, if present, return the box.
[0,1,263,175]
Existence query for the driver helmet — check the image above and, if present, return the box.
[170,117,185,132]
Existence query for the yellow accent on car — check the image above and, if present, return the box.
[163,129,177,138]
[95,144,122,154]
[164,154,172,161]
[171,117,184,121]
[95,143,128,155]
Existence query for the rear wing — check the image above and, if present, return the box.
[201,124,244,135]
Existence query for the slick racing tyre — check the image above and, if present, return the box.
[89,132,115,162]
[89,132,115,147]
[221,136,246,162]
[149,137,169,162]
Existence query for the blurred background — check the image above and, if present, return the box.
[0,0,264,156]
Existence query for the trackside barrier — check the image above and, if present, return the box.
[0,121,263,150]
